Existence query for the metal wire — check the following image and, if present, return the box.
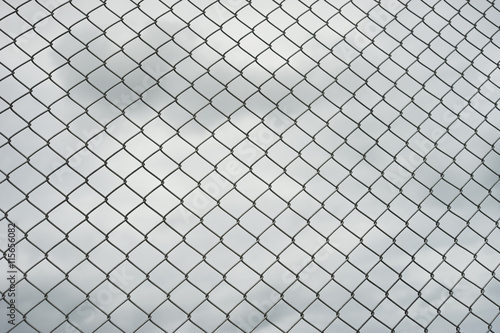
[1,0,499,332]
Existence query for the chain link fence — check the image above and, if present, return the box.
[1,0,500,332]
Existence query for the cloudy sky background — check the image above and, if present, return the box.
[1,0,500,332]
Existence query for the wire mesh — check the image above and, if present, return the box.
[1,0,500,332]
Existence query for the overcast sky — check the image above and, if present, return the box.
[1,0,500,332]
